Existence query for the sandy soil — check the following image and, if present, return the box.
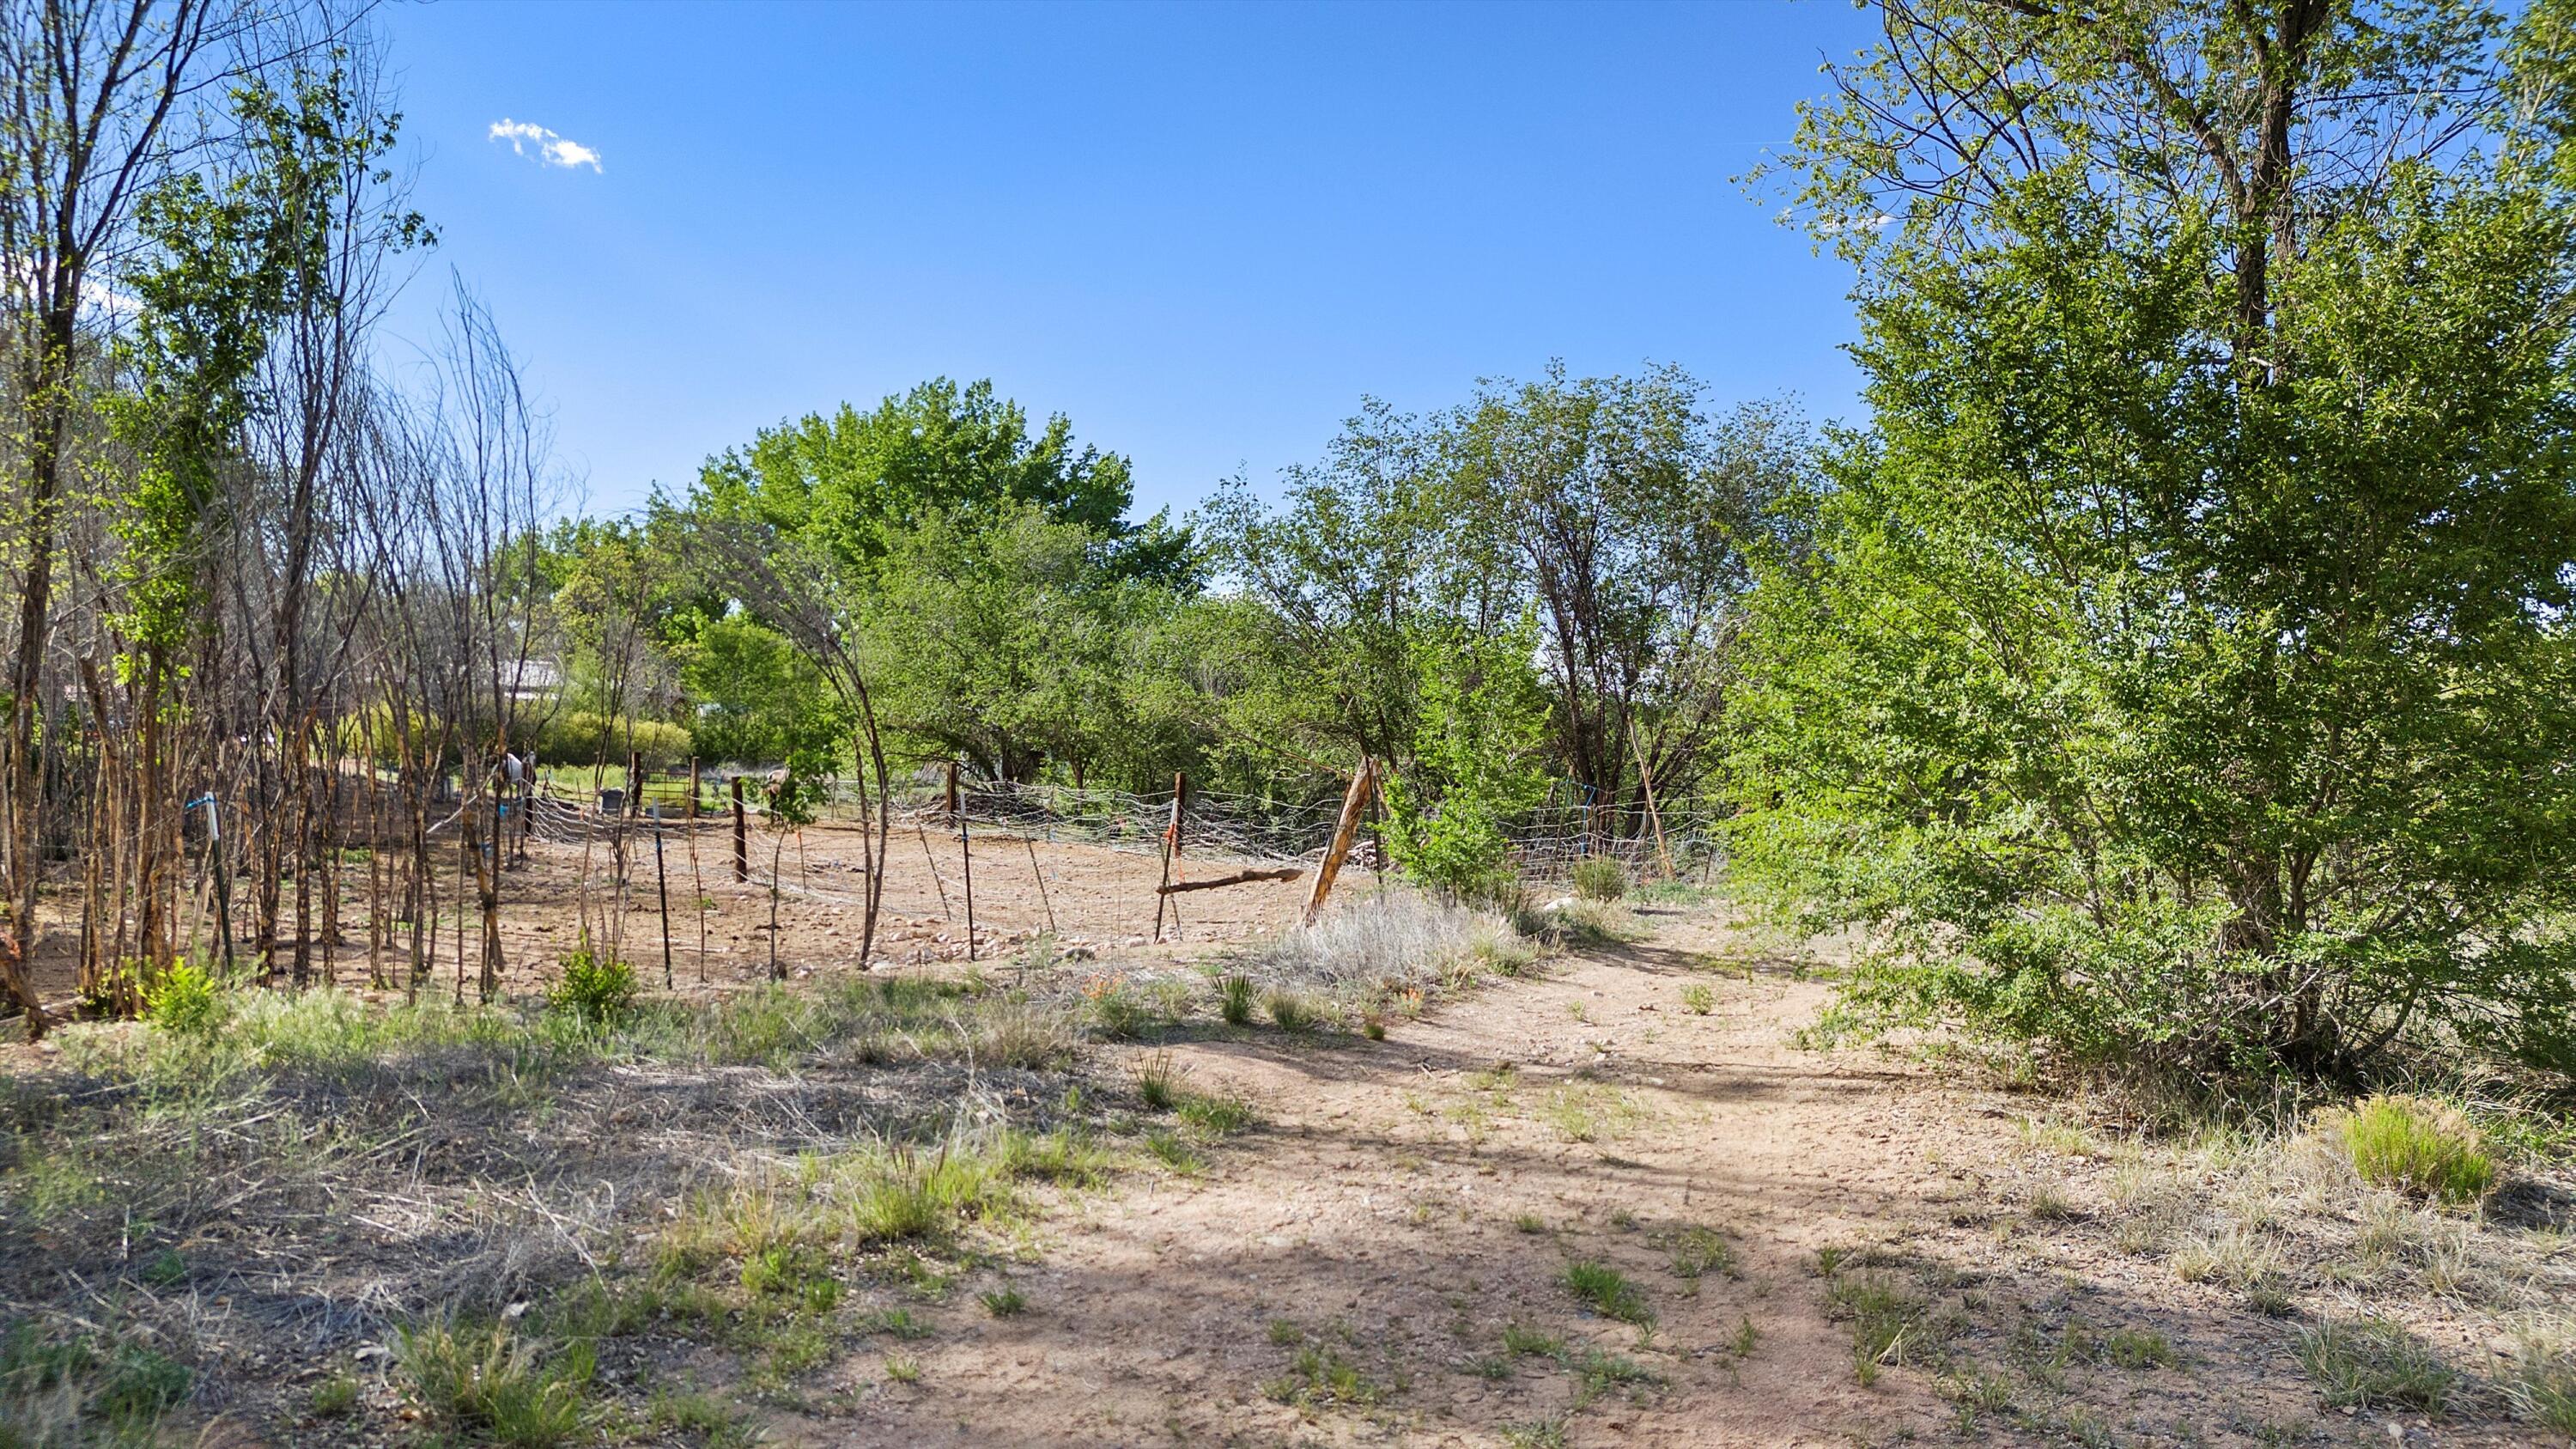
[731,905,2522,1449]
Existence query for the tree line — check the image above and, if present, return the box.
[9,0,2576,1089]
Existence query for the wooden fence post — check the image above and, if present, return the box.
[1304,760,1375,926]
[732,775,748,883]
[653,807,673,989]
[955,762,975,963]
[1153,770,1186,942]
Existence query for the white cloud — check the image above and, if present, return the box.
[488,118,602,172]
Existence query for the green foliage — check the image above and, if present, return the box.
[2293,1318,2458,1411]
[1382,625,1551,903]
[2324,1096,2498,1206]
[1216,973,1255,1026]
[1569,858,1627,903]
[670,609,848,767]
[395,1318,594,1448]
[0,1324,193,1446]
[1559,1260,1653,1326]
[533,711,692,772]
[546,949,640,1026]
[142,960,226,1038]
[861,502,1187,785]
[1731,90,2576,1080]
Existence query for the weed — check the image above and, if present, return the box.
[1563,1343,1660,1406]
[1266,988,1320,1032]
[308,1372,360,1417]
[1267,1318,1304,1347]
[1728,1314,1760,1357]
[0,1325,194,1444]
[2504,1336,2576,1434]
[1133,1050,1184,1110]
[1504,1417,1569,1449]
[2293,1317,2458,1410]
[396,1317,595,1448]
[1467,1352,1513,1379]
[1502,1323,1562,1357]
[647,1386,751,1446]
[1361,1010,1388,1040]
[143,959,227,1037]
[2104,1326,2177,1369]
[547,947,640,1026]
[1571,858,1628,902]
[2026,1184,2078,1221]
[860,1306,933,1339]
[980,1287,1027,1318]
[1825,1273,1934,1385]
[1261,1344,1387,1407]
[1176,1093,1255,1136]
[1145,1129,1206,1175]
[1670,1227,1737,1283]
[1560,1260,1654,1326]
[1217,973,1255,1026]
[1541,1082,1639,1143]
[2319,1095,2497,1205]
[740,1242,841,1312]
[1680,983,1714,1015]
[884,1355,922,1385]
[1084,974,1157,1039]
[1513,1212,1548,1234]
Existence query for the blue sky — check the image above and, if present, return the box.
[375,0,1880,521]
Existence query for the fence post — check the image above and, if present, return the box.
[732,775,748,883]
[1304,760,1376,927]
[952,761,976,961]
[1152,770,1186,942]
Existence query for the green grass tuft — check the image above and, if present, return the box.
[2324,1095,2497,1205]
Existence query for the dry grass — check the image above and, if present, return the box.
[0,965,1139,1442]
[1229,889,1534,1008]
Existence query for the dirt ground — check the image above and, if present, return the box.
[741,908,2556,1448]
[10,871,2566,1446]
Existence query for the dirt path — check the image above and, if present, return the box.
[746,906,1996,1447]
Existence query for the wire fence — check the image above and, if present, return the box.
[508,768,1721,884]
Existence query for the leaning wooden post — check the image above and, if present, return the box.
[1629,720,1675,880]
[1152,770,1186,942]
[731,775,749,883]
[1303,759,1376,926]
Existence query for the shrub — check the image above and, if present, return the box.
[1570,857,1629,903]
[546,949,640,1026]
[1228,891,1520,1002]
[143,959,227,1037]
[2324,1095,2497,1205]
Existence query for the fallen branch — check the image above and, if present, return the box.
[1157,867,1303,896]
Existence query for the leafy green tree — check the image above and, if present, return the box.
[1730,0,2576,1079]
[860,502,1180,786]
[695,377,1182,578]
[671,610,847,767]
